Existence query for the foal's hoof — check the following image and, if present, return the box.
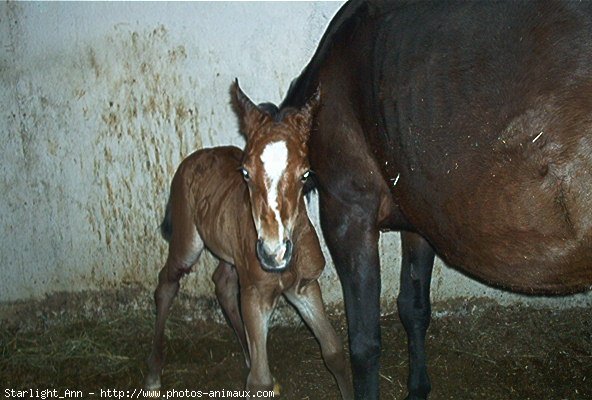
[273,380,282,397]
[144,375,162,398]
[145,390,161,399]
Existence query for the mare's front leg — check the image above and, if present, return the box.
[212,261,250,368]
[319,191,382,400]
[285,281,353,400]
[398,232,435,400]
[240,281,280,397]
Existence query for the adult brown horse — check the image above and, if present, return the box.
[275,1,592,399]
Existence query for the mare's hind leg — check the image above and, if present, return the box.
[212,261,250,368]
[318,196,382,399]
[398,232,435,400]
[145,225,204,391]
[285,281,353,400]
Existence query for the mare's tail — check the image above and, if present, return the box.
[304,170,318,205]
[160,196,173,242]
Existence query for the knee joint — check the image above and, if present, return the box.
[349,335,381,367]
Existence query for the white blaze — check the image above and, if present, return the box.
[260,140,288,243]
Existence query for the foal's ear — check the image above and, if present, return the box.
[287,85,321,140]
[230,79,270,139]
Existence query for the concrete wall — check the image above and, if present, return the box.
[1,2,590,311]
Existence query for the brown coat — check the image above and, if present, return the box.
[169,145,325,291]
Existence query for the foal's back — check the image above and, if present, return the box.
[167,145,252,266]
[168,145,323,287]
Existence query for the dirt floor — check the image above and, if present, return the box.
[1,293,591,400]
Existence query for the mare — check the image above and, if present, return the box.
[145,82,353,399]
[273,1,592,399]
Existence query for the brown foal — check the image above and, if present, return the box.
[145,81,352,399]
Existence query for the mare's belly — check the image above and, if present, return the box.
[412,152,592,295]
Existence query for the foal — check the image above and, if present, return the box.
[145,81,352,399]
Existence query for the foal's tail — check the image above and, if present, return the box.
[160,196,173,242]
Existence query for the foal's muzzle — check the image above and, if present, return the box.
[256,238,293,272]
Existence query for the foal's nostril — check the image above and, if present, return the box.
[256,238,293,271]
[283,239,293,261]
[256,238,266,259]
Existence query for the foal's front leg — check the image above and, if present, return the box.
[240,284,280,396]
[285,281,353,400]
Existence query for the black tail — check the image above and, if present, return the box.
[303,170,319,204]
[280,0,368,109]
[160,196,173,242]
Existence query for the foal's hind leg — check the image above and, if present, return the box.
[212,261,250,368]
[285,281,353,400]
[145,226,204,391]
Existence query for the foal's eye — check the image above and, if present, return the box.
[240,167,250,181]
[301,170,311,182]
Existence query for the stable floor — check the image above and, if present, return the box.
[1,298,591,399]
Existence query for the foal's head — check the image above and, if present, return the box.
[231,80,319,271]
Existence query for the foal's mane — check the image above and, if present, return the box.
[256,102,280,121]
[257,102,301,124]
